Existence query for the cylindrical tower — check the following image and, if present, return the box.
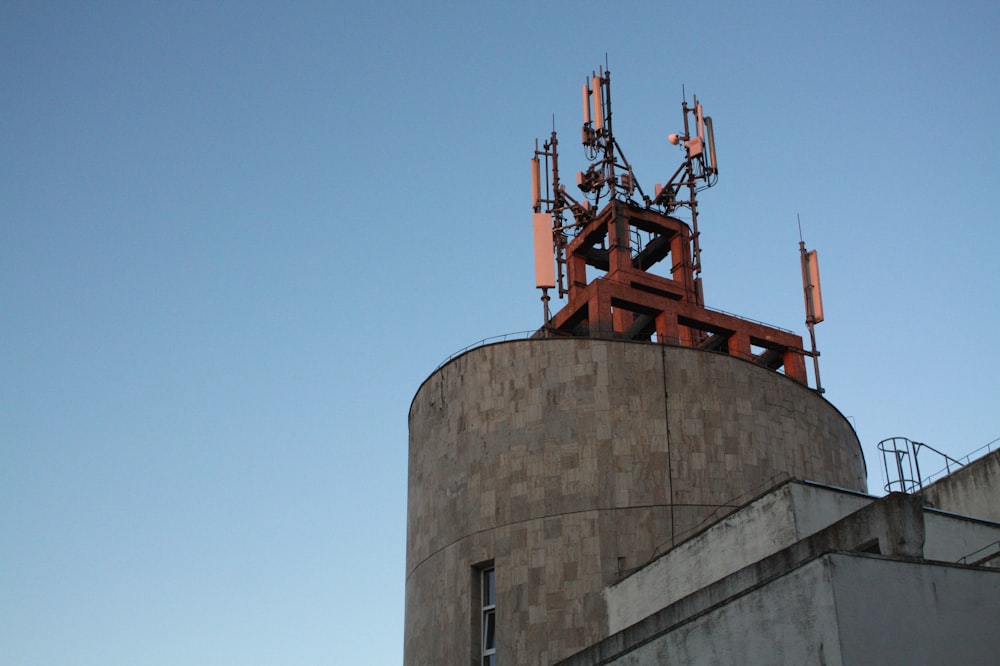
[404,338,866,665]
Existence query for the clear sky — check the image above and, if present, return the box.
[2,2,998,664]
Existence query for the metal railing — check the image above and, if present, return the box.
[434,331,537,370]
[878,435,1000,493]
[877,437,963,494]
[957,539,1000,567]
[434,306,798,372]
[920,436,1000,486]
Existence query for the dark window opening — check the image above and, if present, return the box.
[481,567,496,665]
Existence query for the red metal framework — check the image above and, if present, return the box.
[544,199,807,383]
[532,67,809,385]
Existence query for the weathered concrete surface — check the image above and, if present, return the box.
[560,492,1000,665]
[405,338,866,665]
[605,479,1000,634]
[922,448,1000,522]
[923,509,1000,564]
[570,554,1000,666]
[563,489,1000,666]
[832,556,1000,665]
[605,481,873,633]
[604,555,845,666]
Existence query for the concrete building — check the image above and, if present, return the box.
[405,339,867,664]
[563,465,1000,665]
[405,337,1000,665]
[404,69,1000,665]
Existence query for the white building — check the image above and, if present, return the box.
[560,450,1000,665]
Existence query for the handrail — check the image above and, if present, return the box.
[434,331,538,370]
[878,435,1000,493]
[435,304,799,372]
[920,436,1000,486]
[957,539,1000,566]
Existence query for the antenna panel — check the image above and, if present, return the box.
[705,117,718,173]
[533,213,556,289]
[592,76,604,131]
[803,249,825,323]
[531,157,541,210]
[582,84,591,124]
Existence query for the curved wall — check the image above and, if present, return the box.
[405,338,866,665]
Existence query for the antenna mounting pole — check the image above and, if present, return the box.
[798,214,824,394]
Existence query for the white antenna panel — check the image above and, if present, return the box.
[592,76,603,131]
[803,249,825,323]
[533,213,556,289]
[582,84,591,124]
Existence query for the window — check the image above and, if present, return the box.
[481,567,496,666]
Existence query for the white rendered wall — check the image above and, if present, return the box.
[922,510,1000,564]
[923,449,1000,523]
[598,555,1000,666]
[605,482,872,633]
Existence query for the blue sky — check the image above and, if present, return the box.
[2,2,998,664]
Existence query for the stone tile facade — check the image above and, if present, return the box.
[405,338,866,665]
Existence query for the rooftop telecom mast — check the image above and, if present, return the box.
[655,92,718,304]
[532,66,818,389]
[533,68,718,311]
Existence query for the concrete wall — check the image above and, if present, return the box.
[602,556,845,665]
[833,556,1000,665]
[923,510,1000,564]
[922,448,1000,522]
[405,338,866,665]
[579,555,1000,666]
[605,478,1000,638]
[787,482,874,537]
[605,481,873,633]
[564,488,1000,666]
